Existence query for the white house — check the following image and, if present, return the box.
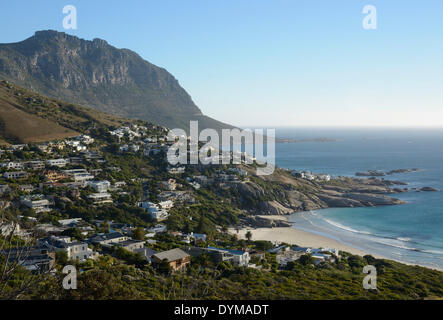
[87,192,113,205]
[39,236,96,261]
[20,195,51,213]
[46,159,68,168]
[137,201,169,221]
[87,180,111,193]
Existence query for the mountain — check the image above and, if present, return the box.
[0,79,131,144]
[0,30,234,132]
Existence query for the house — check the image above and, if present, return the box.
[35,223,66,234]
[3,171,29,180]
[20,194,51,213]
[9,144,27,151]
[0,221,23,237]
[88,232,128,245]
[167,167,185,174]
[63,169,94,182]
[152,248,191,271]
[119,144,129,152]
[206,247,250,267]
[161,179,177,191]
[0,161,24,170]
[44,170,68,182]
[137,201,169,221]
[38,236,97,261]
[19,184,35,193]
[183,232,207,243]
[133,247,157,263]
[292,246,312,254]
[76,135,95,145]
[87,180,111,193]
[114,239,145,252]
[24,161,45,171]
[317,174,331,182]
[0,247,55,274]
[276,250,303,267]
[148,224,167,234]
[46,159,68,168]
[87,192,113,205]
[58,218,83,227]
[247,249,266,261]
[267,245,290,254]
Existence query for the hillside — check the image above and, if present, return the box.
[0,79,130,144]
[0,30,234,132]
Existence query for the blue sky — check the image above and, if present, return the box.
[1,0,442,127]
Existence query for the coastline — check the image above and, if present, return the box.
[230,215,443,271]
[229,215,371,257]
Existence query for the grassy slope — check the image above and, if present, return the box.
[0,80,130,144]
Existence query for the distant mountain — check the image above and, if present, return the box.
[0,30,234,132]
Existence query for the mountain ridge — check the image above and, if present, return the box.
[0,30,234,132]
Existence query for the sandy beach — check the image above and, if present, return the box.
[229,215,373,257]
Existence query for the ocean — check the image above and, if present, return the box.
[272,127,443,270]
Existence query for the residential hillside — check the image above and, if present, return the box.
[0,30,235,132]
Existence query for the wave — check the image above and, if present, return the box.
[297,212,443,261]
[323,219,373,236]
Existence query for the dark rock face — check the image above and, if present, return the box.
[0,30,234,131]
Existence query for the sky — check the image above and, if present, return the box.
[0,0,442,128]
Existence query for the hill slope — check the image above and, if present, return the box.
[0,30,234,132]
[0,79,132,144]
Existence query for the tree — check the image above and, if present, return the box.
[245,231,252,242]
[132,227,145,240]
[55,250,68,266]
[299,254,314,266]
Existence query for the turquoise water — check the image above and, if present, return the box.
[274,128,443,269]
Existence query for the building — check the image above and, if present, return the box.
[152,248,191,271]
[87,180,111,193]
[206,247,250,267]
[24,161,45,171]
[0,247,55,274]
[44,170,69,182]
[114,240,145,252]
[137,201,169,221]
[88,232,128,246]
[19,184,35,193]
[87,192,113,205]
[161,179,177,191]
[317,174,331,182]
[167,167,185,174]
[38,236,96,261]
[46,159,68,168]
[0,161,24,170]
[20,195,51,213]
[3,171,29,180]
[133,247,158,263]
[63,169,94,182]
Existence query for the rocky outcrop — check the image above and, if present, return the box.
[227,170,406,215]
[240,216,292,228]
